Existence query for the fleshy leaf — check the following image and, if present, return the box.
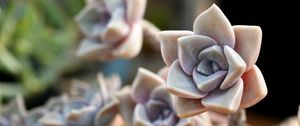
[145,99,169,121]
[178,35,217,75]
[126,0,147,23]
[193,112,213,126]
[75,4,108,38]
[240,65,267,108]
[220,46,246,89]
[101,8,129,43]
[150,85,172,106]
[157,66,169,81]
[133,104,153,126]
[94,97,119,126]
[102,74,121,93]
[132,68,165,104]
[233,25,262,71]
[97,73,110,103]
[112,22,143,59]
[202,78,243,113]
[76,39,112,60]
[159,30,194,66]
[167,60,207,99]
[193,4,235,48]
[197,45,228,70]
[174,96,207,118]
[193,69,227,92]
[115,86,136,126]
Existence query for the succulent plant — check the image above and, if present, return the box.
[0,74,121,126]
[159,4,268,118]
[117,68,213,126]
[76,0,147,61]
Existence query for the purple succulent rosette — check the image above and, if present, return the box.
[159,4,268,117]
[76,0,146,61]
[0,74,121,126]
[119,68,212,126]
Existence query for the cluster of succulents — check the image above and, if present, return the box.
[0,74,122,126]
[1,0,300,126]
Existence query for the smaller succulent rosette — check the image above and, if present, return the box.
[1,74,121,126]
[119,68,212,126]
[159,4,268,117]
[76,0,146,61]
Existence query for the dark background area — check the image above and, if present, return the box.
[220,0,300,118]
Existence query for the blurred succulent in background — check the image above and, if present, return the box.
[0,73,122,126]
[118,68,213,126]
[0,95,26,126]
[159,4,267,117]
[0,0,85,102]
[76,0,147,61]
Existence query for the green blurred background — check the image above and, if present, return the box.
[0,0,85,105]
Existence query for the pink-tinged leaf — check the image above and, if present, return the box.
[220,46,246,89]
[126,0,147,23]
[193,4,235,48]
[76,39,113,60]
[174,96,207,118]
[240,65,267,108]
[115,86,136,126]
[193,69,227,92]
[207,111,229,126]
[167,60,207,99]
[202,78,243,113]
[94,97,119,126]
[233,25,262,71]
[178,35,217,75]
[132,68,165,104]
[112,22,143,59]
[101,8,129,43]
[197,45,228,70]
[157,66,169,81]
[150,85,172,106]
[75,5,108,38]
[111,114,126,126]
[66,106,95,125]
[159,30,194,66]
[102,74,121,93]
[133,104,153,126]
[97,73,110,103]
[192,112,213,126]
